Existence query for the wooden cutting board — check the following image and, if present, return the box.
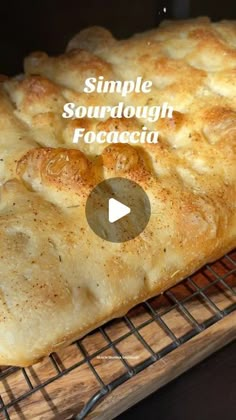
[0,252,235,420]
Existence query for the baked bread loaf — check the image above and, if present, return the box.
[0,17,235,366]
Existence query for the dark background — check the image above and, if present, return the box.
[117,340,236,420]
[0,1,235,419]
[1,0,236,75]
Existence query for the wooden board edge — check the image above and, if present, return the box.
[85,311,236,420]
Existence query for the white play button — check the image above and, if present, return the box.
[86,177,151,242]
[108,198,131,223]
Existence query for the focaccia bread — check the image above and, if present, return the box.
[0,17,235,366]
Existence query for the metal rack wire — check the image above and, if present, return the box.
[0,250,235,419]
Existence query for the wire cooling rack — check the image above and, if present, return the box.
[0,250,235,419]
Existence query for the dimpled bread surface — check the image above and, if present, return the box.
[0,17,235,366]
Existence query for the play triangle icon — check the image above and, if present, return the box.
[108,198,131,223]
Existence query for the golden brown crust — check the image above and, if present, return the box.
[0,17,235,366]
